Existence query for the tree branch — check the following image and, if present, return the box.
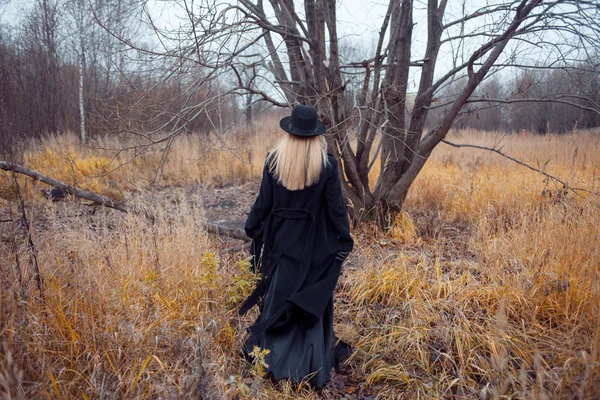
[466,96,600,115]
[440,140,599,198]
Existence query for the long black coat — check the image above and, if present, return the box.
[240,154,353,387]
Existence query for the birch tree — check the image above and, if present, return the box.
[66,0,88,143]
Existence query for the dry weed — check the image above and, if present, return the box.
[1,127,599,398]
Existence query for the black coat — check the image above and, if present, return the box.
[240,154,353,387]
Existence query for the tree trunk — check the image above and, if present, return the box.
[245,93,253,124]
[78,51,86,144]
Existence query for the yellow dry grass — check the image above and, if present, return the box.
[0,117,281,200]
[1,126,599,399]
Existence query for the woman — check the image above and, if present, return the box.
[239,104,354,388]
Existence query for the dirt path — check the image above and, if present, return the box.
[190,181,258,229]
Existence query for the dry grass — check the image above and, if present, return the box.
[0,116,282,200]
[1,125,599,399]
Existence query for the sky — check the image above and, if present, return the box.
[0,0,395,34]
[0,0,486,57]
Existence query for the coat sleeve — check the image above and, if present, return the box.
[324,158,354,253]
[244,161,273,239]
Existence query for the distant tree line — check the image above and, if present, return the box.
[0,0,240,152]
[432,61,600,134]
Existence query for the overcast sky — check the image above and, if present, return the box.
[1,0,487,54]
[0,0,573,92]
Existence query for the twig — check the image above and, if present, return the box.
[441,139,599,198]
[11,171,44,301]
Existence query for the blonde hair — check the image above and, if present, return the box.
[267,133,329,191]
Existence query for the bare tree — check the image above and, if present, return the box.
[63,0,145,142]
[65,0,89,143]
[0,0,149,142]
[73,1,600,222]
[20,0,64,134]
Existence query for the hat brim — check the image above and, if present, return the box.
[279,116,326,137]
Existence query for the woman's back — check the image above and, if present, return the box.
[245,154,352,259]
[269,154,333,209]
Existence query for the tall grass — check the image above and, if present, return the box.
[1,126,599,398]
[0,117,281,200]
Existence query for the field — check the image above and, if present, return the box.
[1,121,599,399]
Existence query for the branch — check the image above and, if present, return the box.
[440,140,599,198]
[203,223,248,241]
[466,96,600,115]
[443,3,515,30]
[340,60,427,69]
[231,65,289,107]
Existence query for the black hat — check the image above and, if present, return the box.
[279,104,326,137]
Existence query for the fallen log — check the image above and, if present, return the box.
[0,161,250,243]
[1,161,128,212]
[203,223,248,241]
